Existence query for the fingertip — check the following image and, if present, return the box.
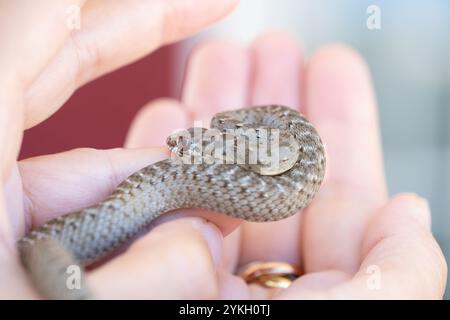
[308,44,369,75]
[217,270,250,299]
[220,0,241,14]
[140,217,223,274]
[306,43,375,124]
[373,193,432,233]
[388,193,432,229]
[89,217,221,299]
[152,209,241,238]
[188,38,247,67]
[354,193,447,299]
[361,193,435,264]
[125,98,189,148]
[19,147,168,228]
[190,218,224,270]
[249,30,304,108]
[183,38,250,120]
[251,30,302,52]
[162,0,240,43]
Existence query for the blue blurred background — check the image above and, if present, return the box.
[182,0,450,297]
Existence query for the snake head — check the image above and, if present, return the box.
[166,128,208,158]
[166,131,187,157]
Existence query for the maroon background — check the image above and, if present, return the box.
[20,46,176,159]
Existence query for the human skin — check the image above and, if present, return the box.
[0,0,447,299]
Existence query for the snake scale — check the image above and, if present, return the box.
[17,105,326,299]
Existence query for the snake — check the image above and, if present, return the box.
[17,105,326,299]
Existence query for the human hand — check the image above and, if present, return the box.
[125,32,448,299]
[0,0,240,299]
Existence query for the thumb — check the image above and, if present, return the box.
[87,217,223,299]
[336,193,447,299]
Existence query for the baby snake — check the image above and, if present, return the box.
[17,105,326,299]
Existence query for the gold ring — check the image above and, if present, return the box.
[238,261,302,289]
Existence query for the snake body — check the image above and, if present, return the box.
[17,105,326,299]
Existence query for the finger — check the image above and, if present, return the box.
[0,0,86,178]
[182,38,251,124]
[181,38,251,271]
[124,97,242,235]
[249,32,303,108]
[125,98,189,148]
[240,32,305,265]
[25,0,240,128]
[88,217,222,299]
[17,147,167,237]
[0,0,85,267]
[0,223,38,299]
[222,229,242,271]
[217,270,250,299]
[1,179,38,299]
[302,45,387,273]
[278,194,447,299]
[348,193,447,299]
[4,165,26,242]
[0,1,83,165]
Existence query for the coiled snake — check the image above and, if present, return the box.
[17,105,326,299]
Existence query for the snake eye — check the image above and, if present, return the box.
[166,134,185,157]
[166,136,176,149]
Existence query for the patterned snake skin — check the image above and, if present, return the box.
[17,105,326,299]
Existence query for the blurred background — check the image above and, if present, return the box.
[20,0,450,297]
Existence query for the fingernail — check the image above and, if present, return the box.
[191,219,223,270]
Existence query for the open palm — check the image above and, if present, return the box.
[0,0,445,299]
[125,33,447,299]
